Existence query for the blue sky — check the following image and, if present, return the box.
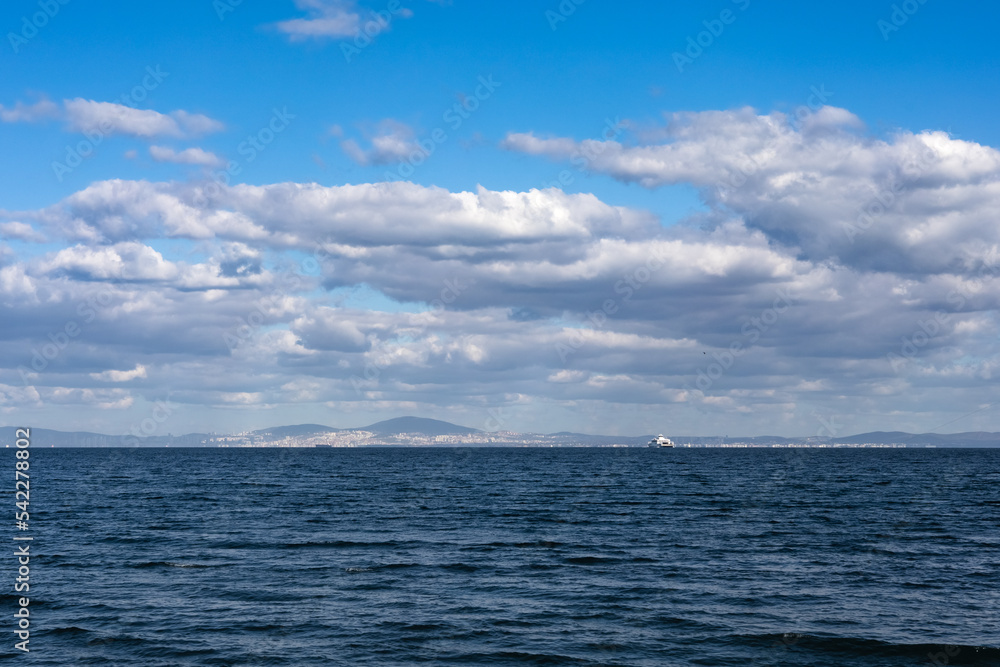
[7,0,999,212]
[2,0,1000,437]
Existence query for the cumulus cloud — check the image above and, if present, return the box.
[275,0,362,39]
[30,179,655,248]
[2,95,224,140]
[90,364,148,382]
[28,241,275,291]
[36,242,183,282]
[339,119,421,166]
[63,99,224,138]
[291,308,369,352]
[274,0,414,41]
[0,98,59,123]
[502,106,1000,274]
[0,222,46,243]
[149,145,224,167]
[3,107,1000,435]
[47,387,134,410]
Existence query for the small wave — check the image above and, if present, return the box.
[565,556,618,565]
[47,626,91,636]
[400,623,447,632]
[382,562,421,569]
[130,561,221,569]
[346,562,421,573]
[451,651,584,664]
[284,540,402,549]
[440,562,478,572]
[236,623,284,632]
[491,618,535,627]
[87,634,150,647]
[740,633,1000,664]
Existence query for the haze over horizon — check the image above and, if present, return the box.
[2,1,999,438]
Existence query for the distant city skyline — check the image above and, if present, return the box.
[2,1,999,437]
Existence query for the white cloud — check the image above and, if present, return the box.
[36,243,180,281]
[0,383,42,409]
[274,0,423,41]
[0,98,59,123]
[35,179,654,247]
[2,96,224,139]
[62,98,224,139]
[3,107,1000,436]
[503,106,1000,274]
[291,308,369,351]
[218,391,265,405]
[29,241,276,291]
[275,0,366,40]
[0,222,46,243]
[149,145,224,167]
[47,388,134,410]
[340,119,422,166]
[0,265,37,302]
[90,364,148,382]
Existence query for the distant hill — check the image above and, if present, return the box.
[0,427,207,447]
[362,417,480,436]
[835,431,1000,447]
[0,427,122,447]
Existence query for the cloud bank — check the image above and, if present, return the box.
[2,106,998,435]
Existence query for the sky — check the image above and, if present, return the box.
[1,0,999,438]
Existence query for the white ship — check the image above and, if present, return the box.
[648,434,674,448]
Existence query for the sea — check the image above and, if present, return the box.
[4,446,999,666]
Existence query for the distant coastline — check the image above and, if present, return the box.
[2,418,998,448]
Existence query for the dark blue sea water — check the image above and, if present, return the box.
[4,446,1000,665]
